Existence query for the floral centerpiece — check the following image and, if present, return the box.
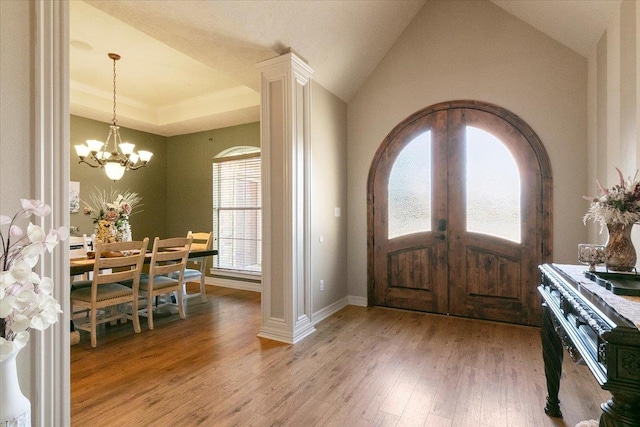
[83,188,141,243]
[583,168,640,230]
[583,168,640,271]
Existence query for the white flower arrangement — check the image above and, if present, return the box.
[583,168,640,231]
[0,200,67,361]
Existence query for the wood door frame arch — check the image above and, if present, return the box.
[366,100,553,307]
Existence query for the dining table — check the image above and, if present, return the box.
[69,244,218,276]
[68,244,217,344]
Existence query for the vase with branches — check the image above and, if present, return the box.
[584,168,640,271]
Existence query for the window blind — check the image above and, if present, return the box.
[212,152,261,273]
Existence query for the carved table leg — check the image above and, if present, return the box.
[599,393,640,427]
[541,302,563,418]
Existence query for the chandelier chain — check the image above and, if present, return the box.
[74,52,153,181]
[112,56,117,126]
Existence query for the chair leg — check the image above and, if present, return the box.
[199,275,207,302]
[177,288,185,319]
[132,296,141,334]
[109,306,118,326]
[90,308,97,348]
[147,292,154,330]
[119,303,127,324]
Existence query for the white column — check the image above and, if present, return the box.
[620,0,637,173]
[257,52,315,344]
[34,1,70,425]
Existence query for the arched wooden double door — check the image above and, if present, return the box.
[367,101,552,326]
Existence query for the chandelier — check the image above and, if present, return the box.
[74,53,152,181]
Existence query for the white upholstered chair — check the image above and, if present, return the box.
[138,236,192,330]
[69,234,95,283]
[69,234,89,259]
[70,238,149,347]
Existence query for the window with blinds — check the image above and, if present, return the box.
[212,148,261,274]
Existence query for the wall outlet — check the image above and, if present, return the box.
[320,279,325,291]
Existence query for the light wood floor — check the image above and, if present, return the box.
[71,286,609,427]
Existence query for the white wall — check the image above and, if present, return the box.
[310,81,348,314]
[347,0,589,298]
[0,0,36,401]
[587,0,640,255]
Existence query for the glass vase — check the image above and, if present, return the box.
[605,222,637,272]
[577,243,605,272]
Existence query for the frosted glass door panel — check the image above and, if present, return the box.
[388,131,432,239]
[466,126,521,243]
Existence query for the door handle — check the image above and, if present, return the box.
[438,219,447,232]
[436,234,446,241]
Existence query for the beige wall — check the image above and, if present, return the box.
[310,81,348,313]
[70,115,168,241]
[347,0,589,297]
[587,0,640,256]
[0,0,35,403]
[1,0,33,212]
[165,122,260,237]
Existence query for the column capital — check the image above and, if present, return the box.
[257,51,314,78]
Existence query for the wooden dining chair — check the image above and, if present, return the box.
[138,236,192,330]
[171,231,213,303]
[70,238,149,348]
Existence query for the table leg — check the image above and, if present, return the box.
[541,302,563,418]
[600,393,640,427]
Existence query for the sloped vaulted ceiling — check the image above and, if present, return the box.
[70,0,619,137]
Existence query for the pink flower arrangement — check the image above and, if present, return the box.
[583,168,640,230]
[83,188,141,226]
[83,188,141,243]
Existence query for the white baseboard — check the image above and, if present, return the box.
[311,295,369,324]
[312,297,349,324]
[205,279,367,317]
[347,295,368,307]
[209,269,261,281]
[205,277,262,293]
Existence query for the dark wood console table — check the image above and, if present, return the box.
[538,264,640,427]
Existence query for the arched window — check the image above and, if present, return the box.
[212,146,261,273]
[388,130,432,239]
[465,126,521,243]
